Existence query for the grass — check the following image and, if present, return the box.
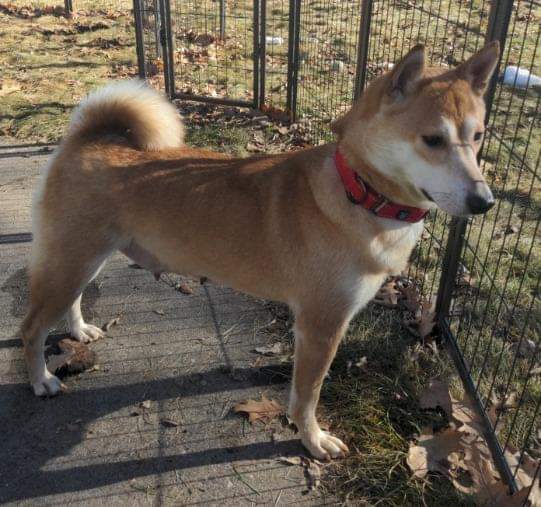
[0,1,137,143]
[1,0,539,504]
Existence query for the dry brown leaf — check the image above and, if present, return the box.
[103,316,120,331]
[277,456,302,466]
[305,459,321,490]
[175,281,193,295]
[398,284,421,312]
[419,380,453,418]
[453,445,509,505]
[253,342,283,356]
[504,446,541,505]
[450,393,485,436]
[418,298,437,339]
[374,279,400,307]
[233,394,284,424]
[407,426,464,478]
[409,385,541,505]
[46,351,75,372]
[47,339,97,374]
[160,418,179,428]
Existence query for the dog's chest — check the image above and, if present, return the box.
[368,220,424,273]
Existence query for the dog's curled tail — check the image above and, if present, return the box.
[66,80,184,151]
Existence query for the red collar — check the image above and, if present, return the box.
[334,150,428,223]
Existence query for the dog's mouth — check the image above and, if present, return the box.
[421,189,435,202]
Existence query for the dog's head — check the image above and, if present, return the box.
[332,42,500,216]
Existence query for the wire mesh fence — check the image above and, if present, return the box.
[135,0,540,499]
[21,0,132,12]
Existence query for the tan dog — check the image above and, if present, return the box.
[22,43,498,460]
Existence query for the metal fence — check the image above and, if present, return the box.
[23,0,132,14]
[133,0,540,499]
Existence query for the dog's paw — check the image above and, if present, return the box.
[32,371,66,397]
[301,429,349,461]
[71,323,105,343]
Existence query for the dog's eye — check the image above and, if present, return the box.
[422,135,445,148]
[474,131,483,141]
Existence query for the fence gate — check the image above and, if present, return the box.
[134,0,307,112]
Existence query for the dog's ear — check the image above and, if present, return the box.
[456,41,500,95]
[388,44,425,99]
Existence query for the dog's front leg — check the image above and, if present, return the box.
[288,308,351,460]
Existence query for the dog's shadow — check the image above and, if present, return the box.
[0,270,300,503]
[0,364,297,503]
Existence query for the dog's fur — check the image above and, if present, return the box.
[22,44,499,460]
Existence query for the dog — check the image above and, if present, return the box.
[22,42,499,460]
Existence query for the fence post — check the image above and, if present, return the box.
[286,0,301,120]
[219,0,226,40]
[158,0,175,98]
[483,0,514,122]
[259,0,267,109]
[354,0,373,99]
[435,0,517,494]
[436,0,514,319]
[132,0,146,79]
[64,0,73,16]
[253,0,261,109]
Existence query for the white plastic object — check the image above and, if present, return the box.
[502,65,541,89]
[265,36,284,45]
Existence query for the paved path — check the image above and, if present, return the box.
[0,147,336,506]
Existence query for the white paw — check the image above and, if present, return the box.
[71,323,105,343]
[32,370,66,397]
[301,429,349,461]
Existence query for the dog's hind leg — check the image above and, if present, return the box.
[22,242,113,396]
[67,262,107,343]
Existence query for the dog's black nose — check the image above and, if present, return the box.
[467,186,495,214]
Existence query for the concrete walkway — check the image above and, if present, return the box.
[0,147,336,505]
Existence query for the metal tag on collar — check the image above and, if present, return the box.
[371,198,389,214]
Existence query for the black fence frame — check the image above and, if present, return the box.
[133,0,540,498]
[134,0,304,113]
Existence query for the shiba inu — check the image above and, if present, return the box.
[22,42,498,460]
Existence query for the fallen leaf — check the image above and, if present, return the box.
[160,418,179,428]
[419,380,453,418]
[418,298,437,339]
[103,316,120,331]
[175,281,193,295]
[46,351,74,372]
[407,426,464,478]
[253,342,283,356]
[374,279,400,307]
[505,224,519,235]
[153,309,165,316]
[305,459,321,490]
[398,284,421,312]
[511,339,537,358]
[233,394,284,424]
[277,456,302,466]
[46,339,97,374]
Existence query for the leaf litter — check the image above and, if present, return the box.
[373,275,437,342]
[46,338,97,375]
[233,394,284,425]
[408,380,541,505]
